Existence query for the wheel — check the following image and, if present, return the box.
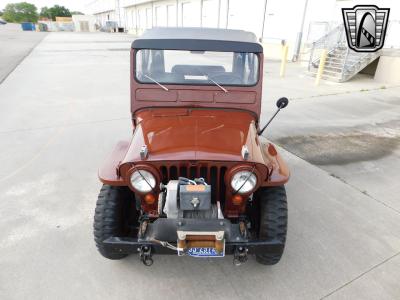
[93,184,137,259]
[255,186,288,265]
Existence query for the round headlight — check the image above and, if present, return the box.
[231,171,257,194]
[130,170,156,193]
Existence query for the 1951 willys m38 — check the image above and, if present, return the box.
[94,28,290,266]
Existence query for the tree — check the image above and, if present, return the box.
[39,6,51,20]
[40,5,71,21]
[71,11,84,16]
[2,2,38,23]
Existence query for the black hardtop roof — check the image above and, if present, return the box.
[131,27,263,53]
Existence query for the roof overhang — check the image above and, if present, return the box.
[132,39,263,52]
[131,28,263,53]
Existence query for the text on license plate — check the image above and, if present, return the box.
[186,247,224,257]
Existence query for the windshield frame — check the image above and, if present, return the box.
[133,49,261,88]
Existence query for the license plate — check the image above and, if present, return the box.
[186,247,225,257]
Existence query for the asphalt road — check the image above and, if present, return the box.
[0,32,399,300]
[0,23,47,84]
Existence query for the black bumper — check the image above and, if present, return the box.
[103,218,284,255]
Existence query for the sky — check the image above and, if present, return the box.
[0,0,90,13]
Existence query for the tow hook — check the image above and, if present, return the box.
[233,246,248,266]
[138,219,149,239]
[239,220,248,239]
[139,245,153,266]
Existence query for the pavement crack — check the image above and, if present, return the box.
[320,251,400,299]
[327,173,400,215]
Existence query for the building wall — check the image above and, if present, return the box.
[93,11,116,27]
[72,15,97,32]
[87,0,121,27]
[86,0,400,59]
[123,0,226,35]
[375,54,400,84]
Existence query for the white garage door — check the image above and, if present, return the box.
[155,6,167,27]
[202,0,219,28]
[167,5,176,27]
[181,2,200,27]
[138,9,146,30]
[146,7,152,28]
[227,0,264,36]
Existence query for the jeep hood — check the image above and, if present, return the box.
[122,108,265,163]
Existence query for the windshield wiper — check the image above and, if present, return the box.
[207,76,228,93]
[144,74,169,91]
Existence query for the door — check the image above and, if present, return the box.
[202,0,219,27]
[167,4,176,27]
[146,7,152,28]
[181,2,199,27]
[155,6,167,27]
[80,21,89,32]
[138,9,146,31]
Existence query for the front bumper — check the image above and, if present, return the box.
[103,218,284,255]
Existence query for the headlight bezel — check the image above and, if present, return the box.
[127,165,159,194]
[227,165,260,195]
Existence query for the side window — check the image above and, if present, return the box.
[137,50,160,80]
[149,50,165,75]
[243,53,258,84]
[244,54,251,83]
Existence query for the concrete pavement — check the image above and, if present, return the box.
[262,69,400,213]
[0,32,399,300]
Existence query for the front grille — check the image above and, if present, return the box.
[159,163,227,203]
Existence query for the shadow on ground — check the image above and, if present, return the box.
[276,133,400,165]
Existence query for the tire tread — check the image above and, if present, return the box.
[256,186,288,265]
[93,185,130,260]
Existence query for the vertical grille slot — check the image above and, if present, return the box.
[210,166,218,202]
[200,166,207,181]
[219,167,227,206]
[159,163,227,203]
[160,166,168,184]
[170,166,178,180]
[179,166,187,178]
[189,166,197,179]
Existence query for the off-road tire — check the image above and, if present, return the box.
[93,184,135,260]
[255,186,287,265]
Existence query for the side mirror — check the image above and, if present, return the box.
[276,97,289,109]
[258,97,289,136]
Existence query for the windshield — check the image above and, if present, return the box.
[135,49,259,86]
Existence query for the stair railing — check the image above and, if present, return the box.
[309,24,382,82]
[308,25,346,71]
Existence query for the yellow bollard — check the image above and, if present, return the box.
[315,49,328,86]
[280,45,289,77]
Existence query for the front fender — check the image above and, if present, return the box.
[98,140,130,186]
[260,142,290,186]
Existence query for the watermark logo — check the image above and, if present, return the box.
[342,5,390,52]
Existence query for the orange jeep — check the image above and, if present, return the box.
[94,28,289,266]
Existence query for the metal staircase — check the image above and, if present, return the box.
[308,25,381,82]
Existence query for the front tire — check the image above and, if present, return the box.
[255,186,288,265]
[93,184,137,260]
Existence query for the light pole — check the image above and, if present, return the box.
[225,0,230,28]
[260,0,268,42]
[116,0,121,27]
[292,0,309,62]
